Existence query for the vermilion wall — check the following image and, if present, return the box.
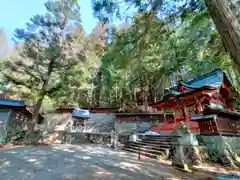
[151,121,199,133]
[0,93,7,99]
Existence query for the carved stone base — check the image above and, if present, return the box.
[171,144,193,171]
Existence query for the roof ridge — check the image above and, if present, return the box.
[0,98,25,104]
[184,68,222,84]
[0,98,25,107]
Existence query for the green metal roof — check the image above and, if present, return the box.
[164,68,225,99]
[179,68,223,89]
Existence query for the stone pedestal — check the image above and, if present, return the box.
[129,134,137,142]
[172,144,191,171]
[171,133,202,171]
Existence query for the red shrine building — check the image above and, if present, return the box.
[151,68,238,134]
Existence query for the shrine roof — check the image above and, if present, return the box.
[151,68,232,108]
[0,98,25,107]
[114,112,165,116]
[166,68,228,97]
[72,108,90,118]
[204,107,240,119]
[172,68,224,91]
[190,114,217,121]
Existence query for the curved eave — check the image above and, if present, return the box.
[179,81,222,90]
[162,91,181,100]
[151,89,214,109]
[151,98,176,109]
[179,69,224,90]
[162,86,218,102]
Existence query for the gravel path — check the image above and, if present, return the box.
[0,144,216,180]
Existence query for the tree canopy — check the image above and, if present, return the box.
[1,0,240,113]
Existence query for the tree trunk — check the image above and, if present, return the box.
[25,73,51,139]
[142,86,149,112]
[204,0,240,70]
[25,94,45,141]
[93,70,102,107]
[232,67,240,90]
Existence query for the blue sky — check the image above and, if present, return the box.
[0,0,98,45]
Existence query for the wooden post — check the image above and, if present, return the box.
[196,102,203,113]
[183,106,189,123]
[163,110,167,124]
[138,147,141,160]
[172,108,177,125]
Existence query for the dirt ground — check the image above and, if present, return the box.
[0,144,237,180]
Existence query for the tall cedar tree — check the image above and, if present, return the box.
[3,0,83,136]
[204,0,240,70]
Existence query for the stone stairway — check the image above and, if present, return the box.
[123,135,173,160]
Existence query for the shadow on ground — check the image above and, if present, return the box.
[0,144,232,180]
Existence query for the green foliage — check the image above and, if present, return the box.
[1,0,240,111]
[96,13,178,106]
[49,0,240,108]
[2,0,84,102]
[91,8,237,107]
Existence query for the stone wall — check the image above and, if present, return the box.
[171,133,240,169]
[45,113,115,133]
[84,113,115,133]
[69,133,111,144]
[115,121,152,134]
[197,135,240,167]
[0,110,10,143]
[197,136,240,154]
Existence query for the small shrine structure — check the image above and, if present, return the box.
[0,98,44,143]
[71,108,90,132]
[151,68,239,135]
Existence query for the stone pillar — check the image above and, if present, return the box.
[173,145,190,170]
[172,133,203,171]
[114,133,118,150]
[110,130,114,145]
[172,134,190,171]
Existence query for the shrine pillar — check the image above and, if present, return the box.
[172,108,177,125]
[163,111,167,123]
[196,102,203,113]
[183,106,190,123]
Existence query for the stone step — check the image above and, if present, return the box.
[123,135,174,160]
[144,135,179,139]
[143,135,180,139]
[144,135,171,139]
[125,143,169,155]
[140,139,171,145]
[127,140,171,148]
[123,147,159,159]
[142,136,170,140]
[144,135,171,138]
[123,146,169,160]
[143,138,171,142]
